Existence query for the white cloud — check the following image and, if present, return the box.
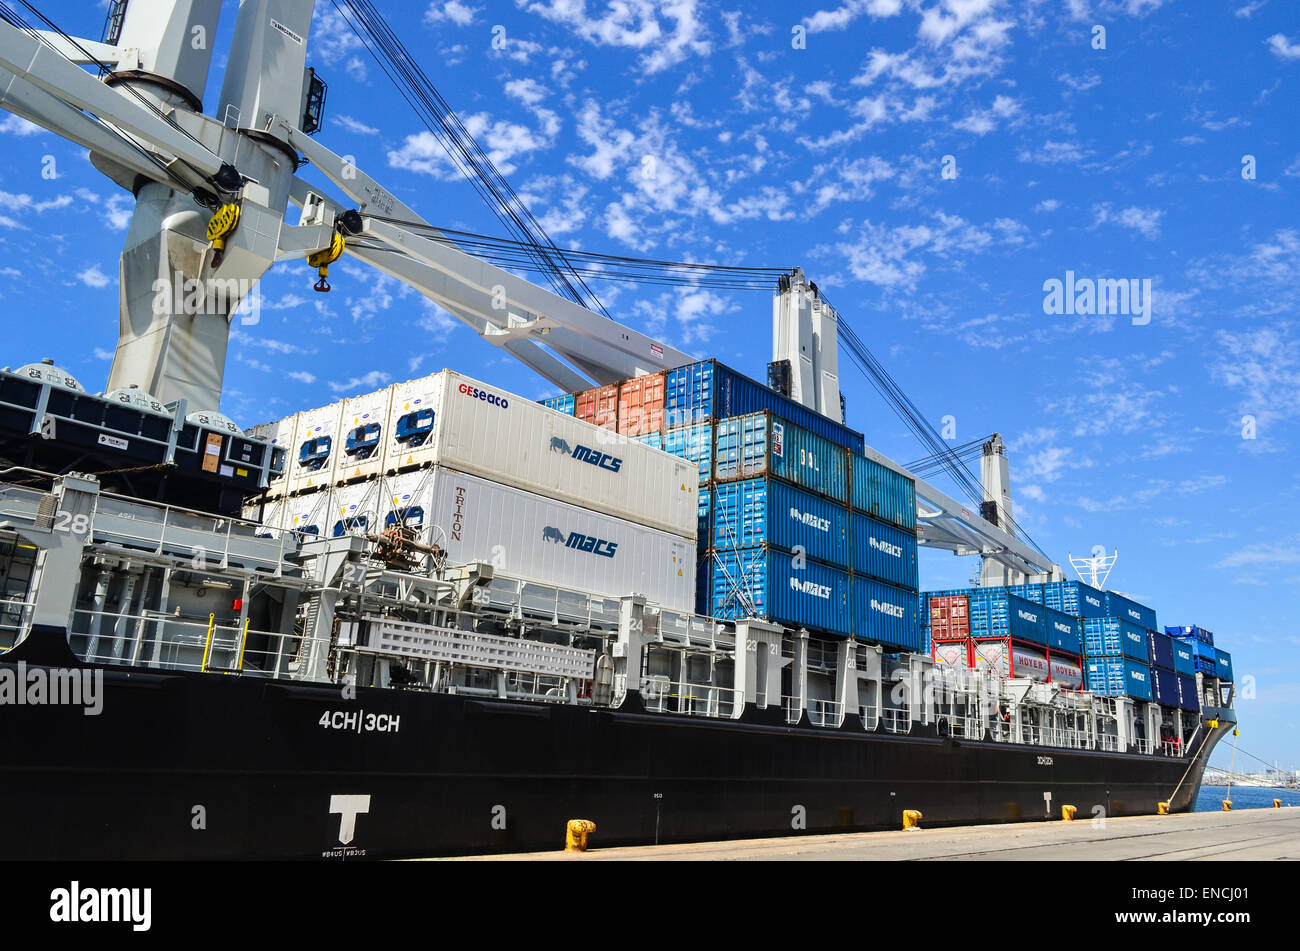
[1018,140,1087,165]
[1034,199,1060,213]
[1266,33,1300,60]
[0,114,42,137]
[425,1,479,26]
[804,0,904,32]
[333,115,379,135]
[78,265,110,288]
[518,0,712,74]
[93,347,114,360]
[1092,203,1163,240]
[288,371,316,384]
[329,370,392,394]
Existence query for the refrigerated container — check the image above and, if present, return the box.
[247,414,298,501]
[287,402,343,496]
[421,467,695,612]
[714,412,848,503]
[335,387,394,485]
[709,546,852,636]
[849,512,918,589]
[383,374,442,471]
[848,453,917,533]
[282,488,333,538]
[852,577,922,650]
[330,479,386,538]
[710,478,849,570]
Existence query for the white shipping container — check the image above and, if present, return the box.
[330,480,386,539]
[288,402,344,496]
[382,469,437,535]
[283,489,334,538]
[399,370,698,538]
[335,388,394,485]
[417,466,694,612]
[383,375,443,472]
[248,414,299,500]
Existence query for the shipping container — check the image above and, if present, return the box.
[968,590,1048,647]
[629,432,663,450]
[282,488,332,538]
[1177,672,1200,711]
[617,372,665,437]
[1147,630,1174,671]
[696,488,711,550]
[926,593,970,642]
[593,384,619,430]
[334,388,394,484]
[383,374,442,471]
[852,577,922,651]
[574,387,596,424]
[663,359,866,454]
[420,466,694,611]
[710,546,851,636]
[539,393,575,416]
[1008,583,1044,604]
[1048,653,1084,689]
[664,423,714,484]
[1042,605,1082,655]
[1086,656,1152,700]
[972,638,1049,682]
[1082,617,1151,663]
[711,478,849,570]
[1042,580,1107,619]
[932,639,972,669]
[1105,590,1158,631]
[247,414,298,501]
[382,469,436,533]
[848,453,917,533]
[849,513,918,589]
[715,412,848,503]
[1150,666,1179,707]
[330,479,385,538]
[377,371,699,538]
[1171,639,1197,676]
[1166,624,1213,646]
[287,401,344,496]
[1214,648,1233,682]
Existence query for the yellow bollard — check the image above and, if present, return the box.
[1157,801,1170,815]
[1221,800,1232,811]
[1061,805,1077,821]
[565,819,596,853]
[902,809,923,831]
[1275,799,1282,808]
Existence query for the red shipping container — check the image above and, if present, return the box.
[928,594,970,641]
[575,388,598,424]
[593,384,619,431]
[617,372,665,437]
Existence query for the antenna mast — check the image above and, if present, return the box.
[1069,549,1118,588]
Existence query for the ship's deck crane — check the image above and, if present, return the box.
[0,0,1053,577]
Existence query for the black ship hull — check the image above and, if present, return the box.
[0,637,1225,860]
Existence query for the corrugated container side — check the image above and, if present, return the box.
[849,513,918,589]
[851,577,922,650]
[421,467,695,611]
[1042,604,1082,655]
[927,593,970,641]
[1042,580,1107,618]
[594,384,619,431]
[574,388,597,424]
[711,478,849,570]
[969,590,1048,647]
[1177,672,1200,711]
[1008,583,1044,604]
[1171,639,1197,675]
[710,546,852,636]
[1085,656,1152,699]
[539,394,575,416]
[715,412,848,502]
[1151,667,1179,707]
[1083,616,1151,662]
[1124,661,1154,701]
[848,453,917,532]
[1147,630,1175,670]
[630,432,664,450]
[617,372,665,437]
[434,372,698,538]
[1214,648,1233,682]
[697,488,711,550]
[664,423,713,484]
[1105,590,1158,630]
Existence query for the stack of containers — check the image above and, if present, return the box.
[1083,616,1153,700]
[1147,629,1180,709]
[968,589,1050,682]
[1170,637,1200,711]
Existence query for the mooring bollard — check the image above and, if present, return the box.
[565,819,596,853]
[902,809,923,831]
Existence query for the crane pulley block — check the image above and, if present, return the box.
[206,203,241,270]
[308,232,346,293]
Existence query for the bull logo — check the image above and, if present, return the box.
[541,526,564,544]
[549,436,572,455]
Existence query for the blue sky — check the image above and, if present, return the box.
[1,0,1297,770]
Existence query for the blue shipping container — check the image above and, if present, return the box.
[1008,583,1044,604]
[1194,639,1217,661]
[1214,648,1233,682]
[629,431,663,450]
[1166,624,1213,646]
[1042,605,1082,656]
[1105,591,1158,631]
[1171,639,1196,676]
[664,423,713,484]
[711,478,849,570]
[697,489,712,550]
[710,547,852,636]
[1124,660,1154,701]
[715,412,848,503]
[1086,657,1150,697]
[1177,672,1200,711]
[1083,617,1151,662]
[539,393,575,415]
[1148,630,1174,670]
[664,359,866,454]
[849,513,918,589]
[1151,666,1179,707]
[695,554,711,615]
[851,577,923,651]
[1043,580,1108,619]
[969,590,1048,647]
[848,453,917,533]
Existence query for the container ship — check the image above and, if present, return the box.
[0,1,1235,860]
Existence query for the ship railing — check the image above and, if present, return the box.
[859,705,879,732]
[881,707,911,735]
[642,678,740,719]
[1160,740,1182,757]
[807,698,843,728]
[0,597,34,651]
[71,607,304,678]
[1133,736,1154,755]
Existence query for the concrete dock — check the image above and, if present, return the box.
[437,806,1300,861]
